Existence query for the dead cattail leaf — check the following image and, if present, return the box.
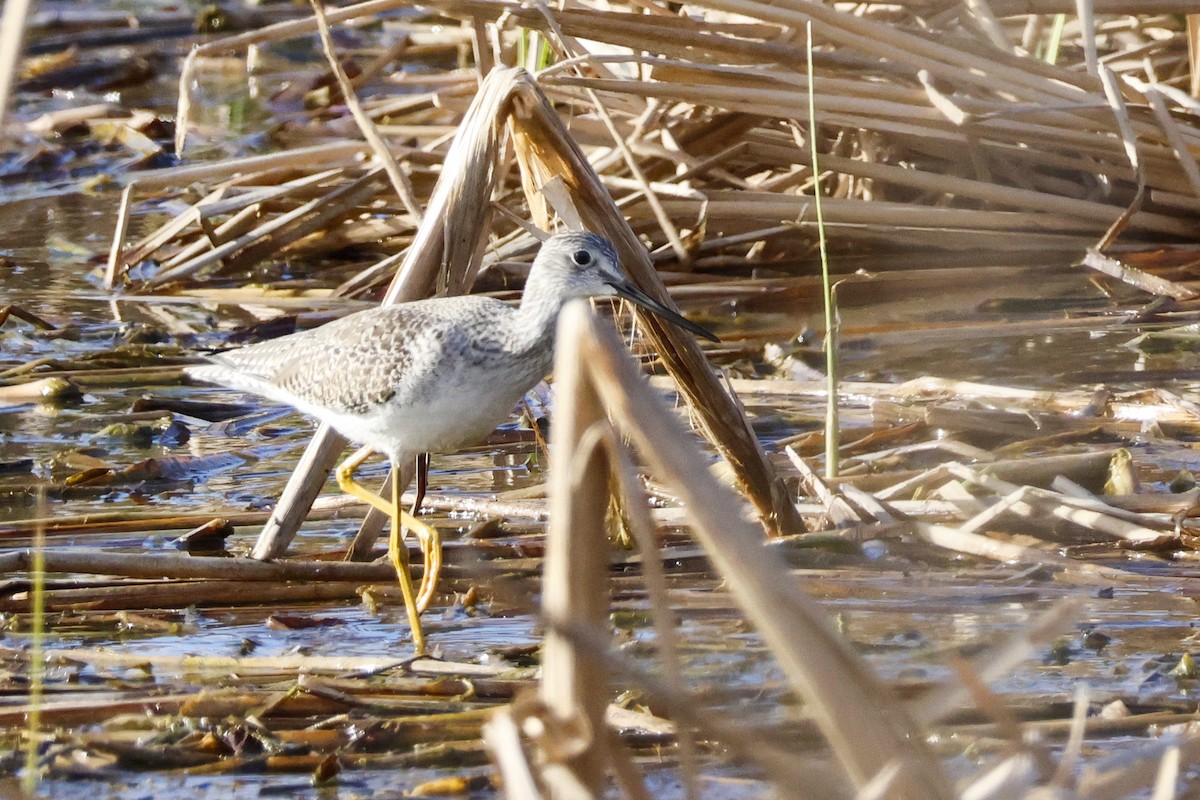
[554,300,954,799]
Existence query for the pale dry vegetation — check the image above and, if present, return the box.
[2,0,1200,797]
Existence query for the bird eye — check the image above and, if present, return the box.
[571,249,592,266]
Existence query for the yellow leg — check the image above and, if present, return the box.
[335,446,427,654]
[334,446,393,516]
[398,506,441,613]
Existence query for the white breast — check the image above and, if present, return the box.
[316,372,529,458]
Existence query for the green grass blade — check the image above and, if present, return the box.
[807,21,839,480]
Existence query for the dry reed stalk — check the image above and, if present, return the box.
[1094,64,1146,252]
[877,401,1141,440]
[42,647,505,677]
[483,705,546,799]
[715,372,1200,436]
[103,183,137,289]
[1083,249,1199,299]
[0,511,274,538]
[0,548,402,581]
[605,444,699,800]
[2,689,495,730]
[499,0,1200,253]
[2,580,383,613]
[539,296,615,797]
[786,446,862,526]
[300,673,523,700]
[1190,13,1200,97]
[506,71,801,534]
[1079,736,1200,800]
[174,0,412,156]
[0,490,553,540]
[309,0,422,221]
[128,142,379,191]
[0,0,33,141]
[0,377,79,408]
[107,152,384,287]
[542,619,847,800]
[0,364,187,386]
[886,452,1118,494]
[908,598,1085,725]
[651,192,1195,238]
[986,0,1197,13]
[1048,684,1092,790]
[951,475,1173,545]
[145,167,388,287]
[254,66,795,563]
[556,301,953,799]
[1131,78,1200,199]
[830,456,1115,495]
[161,204,268,269]
[0,693,203,729]
[785,147,1185,229]
[911,522,1131,579]
[144,169,343,261]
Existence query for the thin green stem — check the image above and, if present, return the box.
[537,34,554,71]
[807,21,838,480]
[1044,13,1066,64]
[22,491,46,794]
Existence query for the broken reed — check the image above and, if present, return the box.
[533,302,955,798]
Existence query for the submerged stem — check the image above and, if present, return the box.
[22,489,46,794]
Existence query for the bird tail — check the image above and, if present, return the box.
[185,362,289,406]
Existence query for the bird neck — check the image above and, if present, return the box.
[508,271,566,356]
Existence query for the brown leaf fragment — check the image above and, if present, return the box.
[311,753,341,784]
[171,518,236,554]
[265,614,346,630]
[410,774,499,796]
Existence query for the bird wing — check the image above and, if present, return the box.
[192,305,422,414]
[274,305,431,414]
[191,296,516,415]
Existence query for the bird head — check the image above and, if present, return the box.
[534,230,719,343]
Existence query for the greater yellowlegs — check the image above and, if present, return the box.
[186,230,717,653]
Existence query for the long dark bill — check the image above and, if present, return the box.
[607,280,720,343]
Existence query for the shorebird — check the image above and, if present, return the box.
[187,230,717,653]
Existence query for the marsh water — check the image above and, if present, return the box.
[6,183,1200,796]
[5,8,1200,797]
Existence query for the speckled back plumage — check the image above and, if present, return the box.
[192,297,533,414]
[186,231,623,459]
